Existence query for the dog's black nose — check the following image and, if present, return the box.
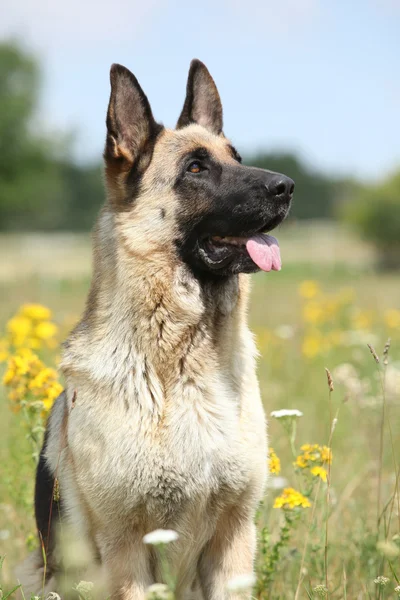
[267,175,295,198]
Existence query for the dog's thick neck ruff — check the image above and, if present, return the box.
[62,206,249,399]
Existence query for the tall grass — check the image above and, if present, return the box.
[0,267,399,598]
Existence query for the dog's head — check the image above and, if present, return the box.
[104,60,294,278]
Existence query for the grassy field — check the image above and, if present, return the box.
[0,223,399,599]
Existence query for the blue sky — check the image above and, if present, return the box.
[2,0,399,180]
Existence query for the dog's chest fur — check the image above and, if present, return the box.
[65,370,250,524]
[49,264,264,530]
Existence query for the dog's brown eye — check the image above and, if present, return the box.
[188,162,201,174]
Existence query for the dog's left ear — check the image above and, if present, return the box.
[176,59,223,134]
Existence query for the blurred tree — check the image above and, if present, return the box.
[0,42,57,228]
[343,170,400,270]
[0,41,103,231]
[245,152,341,220]
[55,162,104,231]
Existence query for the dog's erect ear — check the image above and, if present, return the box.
[105,64,161,166]
[176,59,223,134]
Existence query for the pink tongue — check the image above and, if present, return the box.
[245,234,281,272]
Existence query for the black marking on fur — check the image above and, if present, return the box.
[34,396,65,578]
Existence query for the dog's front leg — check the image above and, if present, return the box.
[198,509,256,600]
[100,534,153,600]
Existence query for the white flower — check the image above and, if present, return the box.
[0,529,10,540]
[374,576,390,586]
[46,594,62,600]
[270,409,303,419]
[275,325,295,340]
[384,364,400,398]
[266,476,288,490]
[143,529,179,545]
[226,573,256,592]
[74,581,94,600]
[146,583,171,599]
[313,585,328,597]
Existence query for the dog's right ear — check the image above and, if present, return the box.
[105,64,161,168]
[176,59,223,134]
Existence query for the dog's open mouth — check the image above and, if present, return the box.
[199,232,281,272]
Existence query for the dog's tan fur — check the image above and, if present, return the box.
[19,63,268,600]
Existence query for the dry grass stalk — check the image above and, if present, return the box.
[325,368,334,392]
[367,344,380,364]
[383,338,391,366]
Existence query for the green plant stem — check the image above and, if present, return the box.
[289,419,298,459]
[325,388,332,598]
[376,364,385,531]
[157,544,176,593]
[294,478,323,600]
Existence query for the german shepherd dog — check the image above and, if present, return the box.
[19,60,294,599]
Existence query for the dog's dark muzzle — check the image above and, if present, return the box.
[217,166,294,236]
[178,164,295,278]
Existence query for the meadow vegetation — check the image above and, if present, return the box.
[0,227,399,599]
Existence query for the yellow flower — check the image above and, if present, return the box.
[7,316,32,342]
[8,384,28,403]
[3,353,33,384]
[302,334,322,358]
[295,455,308,469]
[3,366,16,386]
[35,321,58,341]
[384,309,400,330]
[320,446,332,464]
[300,444,314,452]
[274,487,311,509]
[42,382,63,411]
[3,349,46,411]
[295,445,332,472]
[29,337,41,349]
[268,448,281,474]
[16,348,37,361]
[298,280,320,299]
[311,466,328,482]
[21,304,52,321]
[351,309,372,331]
[302,302,325,325]
[29,367,58,390]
